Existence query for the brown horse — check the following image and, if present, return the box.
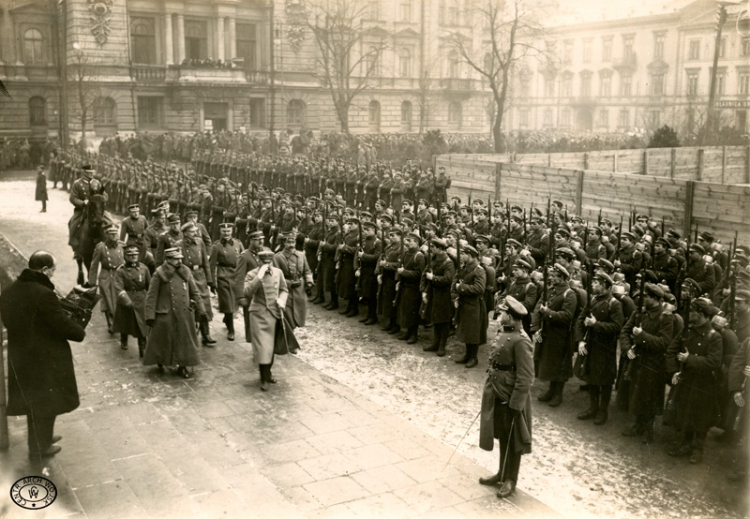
[75,191,109,286]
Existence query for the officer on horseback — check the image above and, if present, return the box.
[68,165,108,257]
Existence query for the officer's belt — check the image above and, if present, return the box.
[218,263,236,268]
[491,363,515,372]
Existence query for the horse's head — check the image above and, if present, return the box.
[86,193,107,227]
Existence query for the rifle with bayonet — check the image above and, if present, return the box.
[624,268,647,381]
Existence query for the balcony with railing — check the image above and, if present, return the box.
[130,64,269,85]
[131,64,166,82]
[440,78,475,91]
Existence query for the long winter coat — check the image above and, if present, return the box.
[1,269,86,416]
[89,240,125,314]
[182,237,213,320]
[274,248,313,328]
[531,281,577,382]
[452,261,487,345]
[143,263,205,367]
[620,305,674,416]
[377,243,401,324]
[210,238,244,313]
[336,230,359,300]
[318,227,341,293]
[574,293,624,386]
[36,172,48,201]
[234,248,260,305]
[420,252,456,325]
[244,266,289,364]
[357,235,382,300]
[480,324,534,454]
[112,262,151,337]
[396,248,425,330]
[666,320,722,433]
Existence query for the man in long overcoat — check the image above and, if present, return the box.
[90,223,125,333]
[377,228,403,334]
[620,283,674,444]
[479,297,533,499]
[181,222,215,346]
[0,251,86,461]
[210,222,244,340]
[421,237,455,356]
[236,230,264,341]
[396,232,425,343]
[452,245,487,368]
[531,263,578,407]
[337,217,360,317]
[318,215,342,309]
[244,248,289,391]
[113,245,151,356]
[574,270,624,425]
[143,247,206,378]
[36,166,48,212]
[356,221,383,325]
[274,231,314,328]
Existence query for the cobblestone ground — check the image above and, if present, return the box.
[0,171,747,519]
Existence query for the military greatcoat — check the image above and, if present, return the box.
[210,237,244,313]
[112,261,151,337]
[89,239,125,315]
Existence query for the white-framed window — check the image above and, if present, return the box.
[137,96,163,129]
[688,39,700,60]
[94,97,117,126]
[650,73,664,95]
[185,19,208,60]
[368,100,381,133]
[29,97,47,126]
[620,76,632,96]
[600,75,611,97]
[738,72,749,95]
[287,99,307,126]
[398,47,412,77]
[518,108,529,128]
[561,108,571,127]
[602,37,612,62]
[687,72,699,95]
[654,33,665,60]
[131,16,156,64]
[24,28,44,64]
[448,101,462,130]
[543,108,553,127]
[618,108,629,128]
[597,108,609,128]
[401,101,412,132]
[582,39,592,63]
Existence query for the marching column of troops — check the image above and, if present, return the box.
[54,146,750,492]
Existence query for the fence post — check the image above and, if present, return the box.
[642,149,649,175]
[547,154,552,167]
[721,146,726,184]
[746,145,750,184]
[683,180,695,240]
[575,170,584,216]
[583,152,589,170]
[613,151,618,172]
[495,162,503,200]
[697,148,704,181]
[670,148,676,179]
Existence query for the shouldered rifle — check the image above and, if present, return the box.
[546,197,552,228]
[597,208,602,226]
[357,218,363,272]
[624,268,647,381]
[661,216,665,237]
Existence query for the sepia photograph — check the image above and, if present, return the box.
[0,0,748,518]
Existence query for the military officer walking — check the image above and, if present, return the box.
[181,222,215,346]
[210,222,244,340]
[89,224,125,334]
[112,245,151,356]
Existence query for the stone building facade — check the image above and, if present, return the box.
[0,0,491,141]
[509,0,750,134]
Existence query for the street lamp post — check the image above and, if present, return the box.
[702,3,728,145]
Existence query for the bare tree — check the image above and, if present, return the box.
[449,0,551,152]
[68,45,107,151]
[416,55,442,134]
[307,0,387,133]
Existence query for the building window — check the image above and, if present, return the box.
[623,36,635,58]
[287,99,306,126]
[654,33,665,60]
[688,39,700,60]
[580,73,592,97]
[369,100,381,133]
[582,39,592,63]
[737,110,747,131]
[687,72,699,95]
[543,108,553,127]
[185,20,208,60]
[563,40,573,64]
[401,101,412,132]
[366,0,380,20]
[600,75,611,97]
[137,97,162,128]
[602,38,612,62]
[650,73,664,95]
[719,37,726,58]
[24,29,44,64]
[29,97,46,126]
[236,23,257,69]
[620,76,632,96]
[365,46,380,75]
[544,76,554,97]
[618,108,629,128]
[738,73,749,95]
[400,0,412,22]
[649,110,660,127]
[518,76,530,98]
[398,48,412,77]
[562,75,572,97]
[561,108,571,127]
[742,38,750,57]
[448,50,460,78]
[716,72,725,95]
[249,99,265,128]
[597,109,609,128]
[518,108,529,128]
[94,97,117,126]
[448,101,462,130]
[131,17,156,64]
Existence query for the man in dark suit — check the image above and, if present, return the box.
[0,251,86,462]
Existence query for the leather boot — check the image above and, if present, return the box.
[479,472,502,486]
[225,314,235,341]
[537,383,555,402]
[689,438,704,464]
[120,333,128,350]
[388,326,401,335]
[201,322,216,347]
[577,386,599,420]
[594,386,612,425]
[138,338,146,358]
[497,480,516,499]
[548,381,564,407]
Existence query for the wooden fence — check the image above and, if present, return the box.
[437,158,750,248]
[438,145,750,185]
